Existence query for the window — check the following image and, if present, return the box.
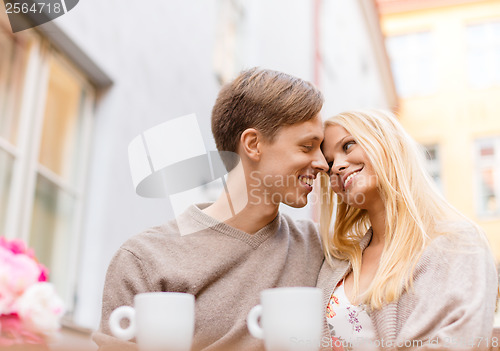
[0,16,95,311]
[466,20,500,89]
[385,32,437,97]
[423,144,443,192]
[475,138,500,218]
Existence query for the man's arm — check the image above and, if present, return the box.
[92,247,153,350]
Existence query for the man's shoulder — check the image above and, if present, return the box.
[118,219,180,256]
[278,212,320,239]
[120,204,213,251]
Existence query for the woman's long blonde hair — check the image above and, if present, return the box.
[320,110,477,309]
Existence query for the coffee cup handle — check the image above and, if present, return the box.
[109,306,136,341]
[246,305,264,340]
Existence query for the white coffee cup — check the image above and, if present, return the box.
[247,287,323,351]
[109,292,195,351]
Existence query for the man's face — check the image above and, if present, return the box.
[249,114,329,208]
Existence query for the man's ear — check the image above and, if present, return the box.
[240,128,262,161]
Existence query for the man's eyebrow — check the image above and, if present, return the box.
[298,135,322,142]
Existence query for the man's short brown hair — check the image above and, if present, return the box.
[211,67,323,155]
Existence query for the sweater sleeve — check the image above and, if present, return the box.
[395,232,498,350]
[92,247,153,351]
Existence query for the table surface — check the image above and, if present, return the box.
[50,326,97,351]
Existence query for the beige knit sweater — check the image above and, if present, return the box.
[93,203,325,351]
[317,225,498,350]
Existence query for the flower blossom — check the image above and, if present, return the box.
[15,282,65,340]
[0,236,63,344]
[0,246,41,314]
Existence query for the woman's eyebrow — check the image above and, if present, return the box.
[333,136,349,149]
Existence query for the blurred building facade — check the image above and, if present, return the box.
[377,0,500,259]
[0,0,395,331]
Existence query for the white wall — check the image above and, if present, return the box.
[53,0,220,328]
[240,0,314,80]
[320,0,394,116]
[47,0,393,329]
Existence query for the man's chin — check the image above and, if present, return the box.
[282,198,308,208]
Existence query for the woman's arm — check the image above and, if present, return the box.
[392,231,498,349]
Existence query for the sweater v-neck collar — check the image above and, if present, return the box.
[187,203,281,249]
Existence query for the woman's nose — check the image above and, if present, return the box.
[331,158,348,175]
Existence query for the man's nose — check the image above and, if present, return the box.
[312,149,329,172]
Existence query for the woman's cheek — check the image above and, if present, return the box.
[330,175,343,193]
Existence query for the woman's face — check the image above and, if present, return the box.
[322,124,383,212]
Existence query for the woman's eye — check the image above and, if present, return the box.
[302,145,313,151]
[343,141,355,152]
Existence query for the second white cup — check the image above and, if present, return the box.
[109,292,195,351]
[247,287,323,351]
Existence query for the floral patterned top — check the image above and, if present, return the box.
[326,280,377,351]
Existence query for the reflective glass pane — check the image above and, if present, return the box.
[38,56,86,183]
[386,32,434,97]
[0,25,30,146]
[425,147,437,161]
[467,24,484,46]
[467,21,500,88]
[478,168,499,216]
[29,174,76,301]
[423,145,443,193]
[468,51,487,88]
[480,145,495,157]
[0,149,14,233]
[492,49,500,83]
[493,22,500,41]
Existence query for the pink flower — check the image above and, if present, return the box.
[0,236,63,344]
[38,267,48,283]
[0,247,41,312]
[0,246,40,314]
[0,314,45,346]
[0,237,34,258]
